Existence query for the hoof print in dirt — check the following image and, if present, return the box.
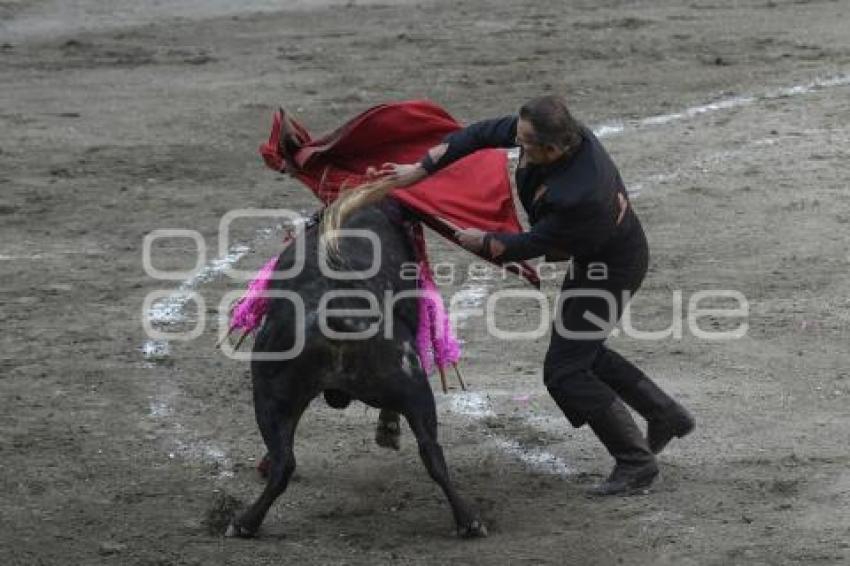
[224,521,257,539]
[203,491,244,536]
[457,520,488,539]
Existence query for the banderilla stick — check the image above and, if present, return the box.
[452,363,467,391]
[215,327,251,351]
[215,327,235,349]
[436,363,466,393]
[438,365,449,394]
[233,330,250,351]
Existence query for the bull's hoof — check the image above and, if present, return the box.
[375,420,401,451]
[225,520,256,539]
[457,519,488,539]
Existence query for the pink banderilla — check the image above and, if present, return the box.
[228,255,279,338]
[414,260,461,376]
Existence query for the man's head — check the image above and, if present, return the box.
[516,95,582,164]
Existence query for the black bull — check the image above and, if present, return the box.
[226,204,488,538]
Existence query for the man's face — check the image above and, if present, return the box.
[516,118,562,165]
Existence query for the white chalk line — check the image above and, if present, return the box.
[592,72,850,139]
[139,72,848,473]
[0,253,64,260]
[445,288,576,477]
[445,391,574,478]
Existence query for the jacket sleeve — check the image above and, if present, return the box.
[486,214,563,262]
[488,202,617,262]
[420,115,518,174]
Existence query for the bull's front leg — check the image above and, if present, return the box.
[401,381,487,538]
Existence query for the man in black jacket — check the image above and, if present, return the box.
[377,95,694,495]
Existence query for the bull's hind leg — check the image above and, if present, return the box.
[375,408,401,450]
[401,379,487,538]
[227,371,313,538]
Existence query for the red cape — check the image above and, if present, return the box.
[260,100,539,287]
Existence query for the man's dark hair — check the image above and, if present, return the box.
[519,95,583,152]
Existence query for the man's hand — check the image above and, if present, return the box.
[455,228,486,253]
[435,217,488,254]
[365,162,427,188]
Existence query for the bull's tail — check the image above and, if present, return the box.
[320,177,396,258]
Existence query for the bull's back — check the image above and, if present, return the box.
[258,204,418,360]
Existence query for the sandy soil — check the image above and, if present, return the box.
[1,0,849,564]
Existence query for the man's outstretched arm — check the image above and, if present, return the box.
[372,115,518,187]
[419,115,518,174]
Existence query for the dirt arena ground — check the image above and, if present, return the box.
[2,0,849,564]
